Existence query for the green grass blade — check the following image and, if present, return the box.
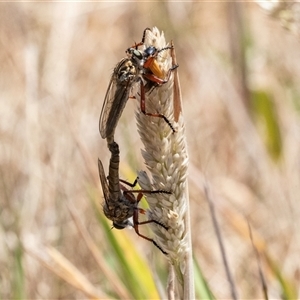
[12,244,25,300]
[251,90,282,161]
[89,189,160,299]
[194,256,215,299]
[265,254,298,300]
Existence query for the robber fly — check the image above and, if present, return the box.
[99,28,177,142]
[98,141,170,254]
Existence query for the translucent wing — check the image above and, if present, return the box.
[99,58,135,139]
[98,158,110,206]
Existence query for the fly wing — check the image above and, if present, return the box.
[99,59,132,139]
[170,41,182,122]
[98,158,110,205]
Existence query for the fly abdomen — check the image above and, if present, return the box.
[107,142,122,200]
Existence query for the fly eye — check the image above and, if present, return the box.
[113,223,126,230]
[133,50,143,60]
[113,220,130,230]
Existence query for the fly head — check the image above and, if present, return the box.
[113,219,132,230]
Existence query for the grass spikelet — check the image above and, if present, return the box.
[135,27,194,299]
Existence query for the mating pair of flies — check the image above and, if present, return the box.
[98,28,178,254]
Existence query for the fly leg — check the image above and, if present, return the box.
[130,27,152,49]
[131,192,168,255]
[138,77,176,133]
[121,179,172,197]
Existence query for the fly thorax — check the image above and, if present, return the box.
[118,62,136,83]
[103,197,135,223]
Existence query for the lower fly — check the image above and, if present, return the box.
[98,141,170,254]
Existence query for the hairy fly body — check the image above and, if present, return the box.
[99,58,138,143]
[98,141,170,254]
[99,28,177,144]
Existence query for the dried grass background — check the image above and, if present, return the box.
[1,2,300,299]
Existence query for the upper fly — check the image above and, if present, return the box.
[99,58,138,142]
[99,28,178,144]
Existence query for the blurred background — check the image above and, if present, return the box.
[1,1,300,299]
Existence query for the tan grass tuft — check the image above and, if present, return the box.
[135,27,194,299]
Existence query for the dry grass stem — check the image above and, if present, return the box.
[204,181,238,300]
[68,205,131,299]
[26,246,105,299]
[248,223,269,300]
[135,27,194,299]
